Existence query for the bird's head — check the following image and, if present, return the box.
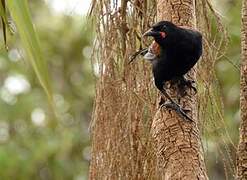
[143,21,177,46]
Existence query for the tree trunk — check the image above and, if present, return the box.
[237,0,247,179]
[151,0,208,179]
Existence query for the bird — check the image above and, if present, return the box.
[129,21,203,121]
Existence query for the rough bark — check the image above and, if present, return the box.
[237,0,247,179]
[151,0,208,179]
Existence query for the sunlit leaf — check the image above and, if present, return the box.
[0,0,7,48]
[6,0,55,114]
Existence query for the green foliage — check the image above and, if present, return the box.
[6,0,54,111]
[0,1,93,179]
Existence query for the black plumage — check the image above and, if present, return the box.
[130,21,203,121]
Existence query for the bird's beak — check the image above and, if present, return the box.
[142,28,160,37]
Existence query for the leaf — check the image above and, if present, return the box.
[0,0,7,49]
[6,0,55,117]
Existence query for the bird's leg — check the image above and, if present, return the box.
[160,89,177,105]
[160,89,193,122]
[161,102,193,121]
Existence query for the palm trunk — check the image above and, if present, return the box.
[151,0,208,179]
[237,0,247,179]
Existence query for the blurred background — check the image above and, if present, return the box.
[0,0,93,179]
[0,0,241,179]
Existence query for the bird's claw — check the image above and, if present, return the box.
[186,80,197,94]
[178,79,197,96]
[160,102,193,122]
[185,79,197,93]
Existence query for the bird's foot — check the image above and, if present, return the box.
[185,79,197,93]
[160,102,193,122]
[178,79,197,96]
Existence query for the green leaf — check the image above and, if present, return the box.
[0,1,7,25]
[6,0,55,118]
[0,0,7,49]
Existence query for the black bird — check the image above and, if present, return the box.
[129,21,203,121]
